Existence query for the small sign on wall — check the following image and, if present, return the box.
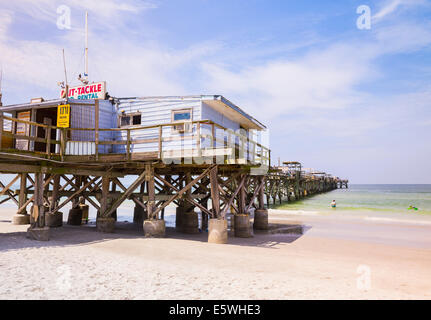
[57,104,70,128]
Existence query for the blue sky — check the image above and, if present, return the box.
[0,0,430,183]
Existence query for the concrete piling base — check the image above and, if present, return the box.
[143,219,166,238]
[182,211,199,234]
[12,214,30,225]
[26,227,50,241]
[234,214,253,238]
[67,208,83,226]
[208,219,228,244]
[133,206,147,224]
[45,212,63,228]
[96,217,115,233]
[253,209,269,230]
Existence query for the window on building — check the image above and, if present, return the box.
[171,108,193,133]
[120,113,141,127]
[172,109,192,122]
[120,116,130,127]
[133,114,141,125]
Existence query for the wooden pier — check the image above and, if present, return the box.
[265,162,348,206]
[0,99,347,243]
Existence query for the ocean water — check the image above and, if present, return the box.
[274,184,431,220]
[2,183,431,225]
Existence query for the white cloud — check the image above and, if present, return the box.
[1,0,156,19]
[0,0,157,33]
[0,35,215,99]
[199,16,431,128]
[373,0,428,22]
[373,0,403,20]
[201,41,377,122]
[0,10,13,41]
[0,1,218,100]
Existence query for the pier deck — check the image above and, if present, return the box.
[0,111,347,242]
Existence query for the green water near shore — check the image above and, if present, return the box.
[273,184,431,218]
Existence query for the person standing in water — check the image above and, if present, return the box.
[331,200,337,208]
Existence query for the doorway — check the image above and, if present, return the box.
[34,108,57,153]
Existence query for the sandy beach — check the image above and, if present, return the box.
[1,207,430,300]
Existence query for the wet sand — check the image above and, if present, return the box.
[0,207,430,300]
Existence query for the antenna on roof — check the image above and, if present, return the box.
[62,48,68,86]
[78,11,89,85]
[58,49,69,98]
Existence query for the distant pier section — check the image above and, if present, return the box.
[266,161,348,206]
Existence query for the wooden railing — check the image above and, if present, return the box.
[0,112,270,166]
[0,112,61,158]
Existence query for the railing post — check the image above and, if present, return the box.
[146,164,155,219]
[211,123,216,164]
[240,133,245,164]
[45,125,51,159]
[209,165,220,218]
[158,125,162,159]
[227,130,233,164]
[60,128,66,161]
[127,129,131,161]
[196,122,201,158]
[268,149,271,167]
[95,99,99,160]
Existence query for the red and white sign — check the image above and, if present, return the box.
[60,81,106,100]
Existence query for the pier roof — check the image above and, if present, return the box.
[0,98,67,112]
[2,95,266,131]
[115,95,266,130]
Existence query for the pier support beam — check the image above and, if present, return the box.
[175,205,184,231]
[209,166,220,218]
[144,164,165,237]
[13,173,30,225]
[68,176,83,226]
[96,176,115,233]
[133,205,147,224]
[233,174,253,238]
[201,202,209,231]
[46,175,63,228]
[133,183,147,224]
[27,172,49,241]
[179,172,199,234]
